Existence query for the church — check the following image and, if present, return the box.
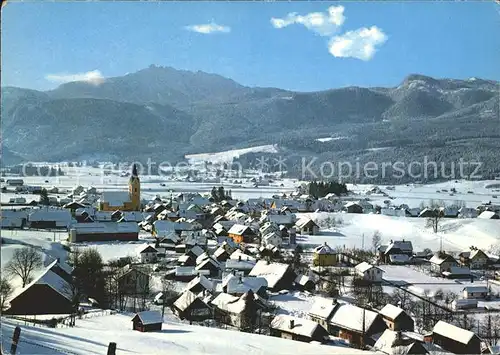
[99,164,141,211]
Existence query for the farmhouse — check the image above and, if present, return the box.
[131,311,162,332]
[308,298,337,331]
[113,265,150,296]
[4,261,73,315]
[458,248,489,269]
[185,275,214,295]
[294,218,319,235]
[379,240,413,264]
[172,290,211,322]
[69,222,139,242]
[0,210,28,229]
[211,290,266,330]
[249,260,296,291]
[378,304,414,331]
[344,202,363,214]
[462,286,488,299]
[429,253,459,274]
[313,242,337,267]
[355,262,384,282]
[431,320,482,354]
[270,314,329,344]
[222,274,268,297]
[373,329,429,355]
[28,208,72,229]
[138,245,158,263]
[328,304,387,347]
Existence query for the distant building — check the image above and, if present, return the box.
[139,245,158,263]
[69,222,139,242]
[313,242,337,267]
[378,240,413,264]
[99,164,141,211]
[172,290,211,322]
[458,248,490,269]
[429,253,459,274]
[462,286,488,299]
[294,218,319,235]
[227,224,255,244]
[355,262,384,282]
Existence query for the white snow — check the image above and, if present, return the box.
[185,145,279,164]
[1,314,375,354]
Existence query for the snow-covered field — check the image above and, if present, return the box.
[297,212,500,252]
[185,144,279,164]
[0,314,374,355]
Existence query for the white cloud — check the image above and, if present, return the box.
[45,70,105,85]
[185,22,230,34]
[328,26,387,61]
[270,6,345,36]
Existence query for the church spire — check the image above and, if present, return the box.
[131,163,138,178]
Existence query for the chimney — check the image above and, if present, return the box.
[289,319,294,329]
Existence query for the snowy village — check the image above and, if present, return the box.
[1,160,500,355]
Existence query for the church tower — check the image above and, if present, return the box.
[128,163,141,211]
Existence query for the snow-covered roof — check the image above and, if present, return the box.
[294,274,313,286]
[178,254,191,263]
[373,330,423,355]
[133,311,163,325]
[139,245,158,254]
[224,275,268,294]
[28,209,72,222]
[478,211,498,219]
[388,254,410,263]
[100,191,131,207]
[429,254,456,265]
[227,224,251,236]
[211,293,245,314]
[314,242,334,255]
[329,304,379,333]
[355,262,382,274]
[225,259,256,271]
[195,257,220,271]
[196,252,210,265]
[249,260,291,289]
[462,286,488,293]
[432,320,476,344]
[378,304,405,320]
[229,249,256,262]
[186,275,214,293]
[173,290,201,312]
[295,218,318,229]
[385,240,413,254]
[188,245,205,257]
[271,314,324,338]
[72,222,139,234]
[308,298,337,319]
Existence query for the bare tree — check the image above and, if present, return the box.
[0,276,13,311]
[426,208,443,234]
[372,230,382,253]
[5,247,43,287]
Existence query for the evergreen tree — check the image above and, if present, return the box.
[39,188,50,205]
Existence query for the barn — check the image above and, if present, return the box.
[69,222,139,242]
[131,311,163,332]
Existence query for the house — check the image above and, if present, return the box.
[452,299,478,310]
[185,275,214,295]
[0,210,28,229]
[113,265,150,296]
[138,245,158,263]
[378,304,414,331]
[172,290,211,322]
[462,286,488,299]
[227,224,255,244]
[4,261,74,315]
[344,202,363,214]
[249,260,296,292]
[6,179,24,186]
[355,262,384,282]
[294,218,319,235]
[431,320,482,354]
[69,222,139,242]
[308,298,337,331]
[262,232,283,248]
[458,248,489,269]
[373,329,429,355]
[328,304,388,347]
[211,290,266,330]
[28,208,72,229]
[294,274,316,292]
[224,259,256,275]
[270,314,330,344]
[230,249,256,262]
[442,266,472,279]
[195,257,221,277]
[313,242,337,266]
[379,240,414,263]
[222,274,268,297]
[429,253,459,274]
[213,245,231,262]
[131,311,162,332]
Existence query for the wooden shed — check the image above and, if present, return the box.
[131,311,163,332]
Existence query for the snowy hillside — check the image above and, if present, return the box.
[1,314,374,355]
[185,144,279,164]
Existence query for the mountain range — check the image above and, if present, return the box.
[2,65,499,180]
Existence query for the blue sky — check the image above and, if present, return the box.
[2,1,499,91]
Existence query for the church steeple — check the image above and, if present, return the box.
[128,163,141,211]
